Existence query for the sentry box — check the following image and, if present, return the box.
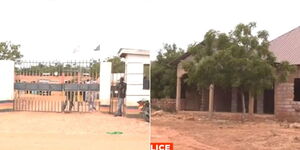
[118,48,150,117]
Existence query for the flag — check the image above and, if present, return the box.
[73,46,80,54]
[94,45,100,51]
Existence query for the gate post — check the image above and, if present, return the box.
[99,62,112,112]
[118,48,150,117]
[0,60,14,112]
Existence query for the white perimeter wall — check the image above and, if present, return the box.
[124,54,150,106]
[99,62,112,105]
[0,60,14,101]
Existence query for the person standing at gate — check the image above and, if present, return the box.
[86,79,96,112]
[115,77,127,117]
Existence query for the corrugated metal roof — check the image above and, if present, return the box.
[118,48,150,58]
[269,26,300,65]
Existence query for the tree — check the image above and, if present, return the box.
[0,41,23,61]
[183,22,295,118]
[107,56,125,73]
[151,43,184,98]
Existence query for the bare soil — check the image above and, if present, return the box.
[0,112,149,150]
[151,111,300,150]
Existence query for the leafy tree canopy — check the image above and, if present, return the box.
[106,56,125,73]
[183,22,295,95]
[151,43,185,98]
[0,41,23,61]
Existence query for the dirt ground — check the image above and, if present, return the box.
[0,112,150,150]
[151,111,300,150]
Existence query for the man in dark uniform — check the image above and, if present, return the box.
[115,77,126,116]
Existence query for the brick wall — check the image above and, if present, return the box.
[151,98,176,112]
[275,65,300,121]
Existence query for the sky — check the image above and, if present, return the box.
[0,0,300,61]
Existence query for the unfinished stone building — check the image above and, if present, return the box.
[173,26,300,121]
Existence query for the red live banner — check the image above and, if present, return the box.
[151,143,174,150]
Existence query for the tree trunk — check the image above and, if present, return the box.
[241,92,246,121]
[209,84,214,119]
[176,77,181,111]
[200,88,204,111]
[248,93,254,115]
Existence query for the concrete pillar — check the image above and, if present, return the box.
[0,60,14,112]
[209,84,214,118]
[256,93,264,114]
[176,77,181,111]
[99,62,112,112]
[231,88,238,112]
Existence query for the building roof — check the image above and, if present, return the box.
[169,52,191,65]
[269,26,300,65]
[118,48,150,58]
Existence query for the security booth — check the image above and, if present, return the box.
[118,48,150,117]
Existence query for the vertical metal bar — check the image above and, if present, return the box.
[42,99,44,112]
[31,100,36,111]
[55,100,58,112]
[30,100,34,111]
[20,99,23,111]
[14,98,17,111]
[85,99,87,112]
[13,97,16,111]
[25,99,27,111]
[47,99,49,112]
[59,100,61,112]
[20,97,22,111]
[60,100,62,113]
[28,99,30,112]
[54,100,56,112]
[28,99,31,111]
[53,100,55,112]
[15,98,17,111]
[31,98,33,112]
[50,100,52,112]
[38,99,41,112]
[28,99,30,111]
[36,99,38,112]
[20,99,22,111]
[18,98,20,111]
[17,98,19,111]
[32,98,34,112]
[32,99,34,112]
[27,99,29,111]
[14,98,16,111]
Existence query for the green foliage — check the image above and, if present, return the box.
[16,61,100,78]
[0,41,23,61]
[107,56,125,73]
[151,43,184,98]
[184,22,295,95]
[90,60,100,77]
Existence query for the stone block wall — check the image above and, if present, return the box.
[151,98,176,112]
[275,66,300,121]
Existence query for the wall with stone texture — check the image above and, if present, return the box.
[275,65,300,121]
